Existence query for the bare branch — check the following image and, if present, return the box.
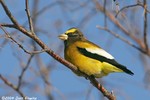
[115,4,140,18]
[143,0,148,52]
[17,55,34,89]
[96,25,147,54]
[0,0,20,27]
[88,76,116,100]
[25,0,35,34]
[0,25,47,54]
[0,0,31,37]
[1,23,16,28]
[0,74,25,98]
[35,1,60,16]
[115,2,150,18]
[104,0,107,27]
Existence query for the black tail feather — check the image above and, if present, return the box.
[116,64,134,75]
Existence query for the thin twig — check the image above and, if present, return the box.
[35,1,60,16]
[0,0,20,27]
[115,2,150,18]
[115,4,140,18]
[0,25,47,54]
[0,0,31,37]
[25,0,35,34]
[17,55,34,89]
[143,0,148,52]
[104,0,107,27]
[1,23,16,28]
[35,53,51,85]
[0,74,25,98]
[96,25,147,54]
[31,0,39,30]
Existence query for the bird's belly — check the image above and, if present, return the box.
[65,50,106,77]
[102,62,123,74]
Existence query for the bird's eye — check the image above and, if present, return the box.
[68,33,78,37]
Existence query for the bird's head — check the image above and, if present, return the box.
[58,27,84,42]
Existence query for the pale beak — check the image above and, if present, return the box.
[58,33,68,40]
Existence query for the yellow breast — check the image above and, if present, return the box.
[65,41,107,77]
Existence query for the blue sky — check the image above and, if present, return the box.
[0,0,150,100]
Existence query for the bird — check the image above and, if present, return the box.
[58,27,134,78]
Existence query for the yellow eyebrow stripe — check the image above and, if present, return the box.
[65,29,77,34]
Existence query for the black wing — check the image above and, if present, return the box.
[77,47,134,75]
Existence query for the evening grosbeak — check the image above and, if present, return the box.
[58,28,134,78]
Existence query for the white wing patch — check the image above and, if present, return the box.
[86,48,114,59]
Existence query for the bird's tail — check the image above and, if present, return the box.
[117,64,134,75]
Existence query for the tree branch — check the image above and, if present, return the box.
[88,76,116,100]
[0,25,47,54]
[0,0,20,27]
[96,25,147,54]
[0,74,25,98]
[115,1,150,17]
[25,0,35,34]
[17,55,34,90]
[143,0,148,52]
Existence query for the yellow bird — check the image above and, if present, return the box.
[58,27,134,78]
